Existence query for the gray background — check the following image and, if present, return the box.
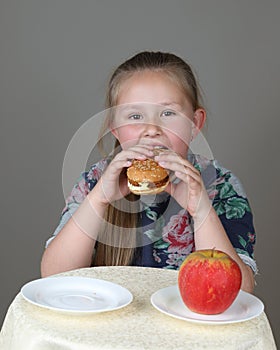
[1,0,279,346]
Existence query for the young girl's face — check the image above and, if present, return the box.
[111,70,205,157]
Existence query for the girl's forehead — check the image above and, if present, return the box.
[116,70,189,106]
[121,69,177,84]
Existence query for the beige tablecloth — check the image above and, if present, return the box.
[0,266,277,350]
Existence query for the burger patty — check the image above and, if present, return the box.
[128,175,169,188]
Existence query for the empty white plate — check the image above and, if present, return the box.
[21,276,133,314]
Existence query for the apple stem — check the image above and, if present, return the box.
[211,247,216,258]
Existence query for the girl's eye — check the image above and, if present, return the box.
[128,114,143,120]
[161,110,176,117]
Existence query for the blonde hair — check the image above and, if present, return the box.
[93,51,204,266]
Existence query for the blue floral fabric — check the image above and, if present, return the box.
[47,154,257,273]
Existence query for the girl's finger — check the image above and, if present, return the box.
[175,166,202,184]
[155,153,200,175]
[158,158,201,180]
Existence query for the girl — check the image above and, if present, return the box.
[41,51,256,292]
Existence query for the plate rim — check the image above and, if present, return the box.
[150,285,264,325]
[21,275,133,314]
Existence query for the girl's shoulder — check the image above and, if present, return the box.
[192,154,247,198]
[191,153,229,173]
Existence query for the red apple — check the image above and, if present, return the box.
[178,249,242,315]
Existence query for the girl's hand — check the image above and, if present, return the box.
[154,152,211,221]
[92,145,154,205]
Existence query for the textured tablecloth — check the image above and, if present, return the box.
[0,266,277,350]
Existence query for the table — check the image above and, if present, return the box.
[0,266,277,350]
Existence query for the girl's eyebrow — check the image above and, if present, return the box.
[160,101,182,108]
[117,104,143,110]
[117,101,182,110]
[160,102,185,113]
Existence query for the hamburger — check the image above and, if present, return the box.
[127,158,169,195]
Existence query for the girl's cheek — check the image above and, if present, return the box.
[116,131,141,149]
[169,138,189,157]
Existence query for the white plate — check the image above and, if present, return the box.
[21,276,133,314]
[151,285,264,325]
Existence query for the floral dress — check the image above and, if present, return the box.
[46,154,257,274]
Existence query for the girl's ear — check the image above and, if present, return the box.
[192,108,206,139]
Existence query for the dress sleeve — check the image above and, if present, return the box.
[45,159,108,247]
[209,161,258,275]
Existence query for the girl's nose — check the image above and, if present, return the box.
[142,122,162,137]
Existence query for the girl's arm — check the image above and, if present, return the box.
[41,191,107,277]
[193,205,255,293]
[155,153,255,293]
[41,144,154,277]
[187,174,255,293]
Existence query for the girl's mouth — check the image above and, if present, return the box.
[153,145,169,156]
